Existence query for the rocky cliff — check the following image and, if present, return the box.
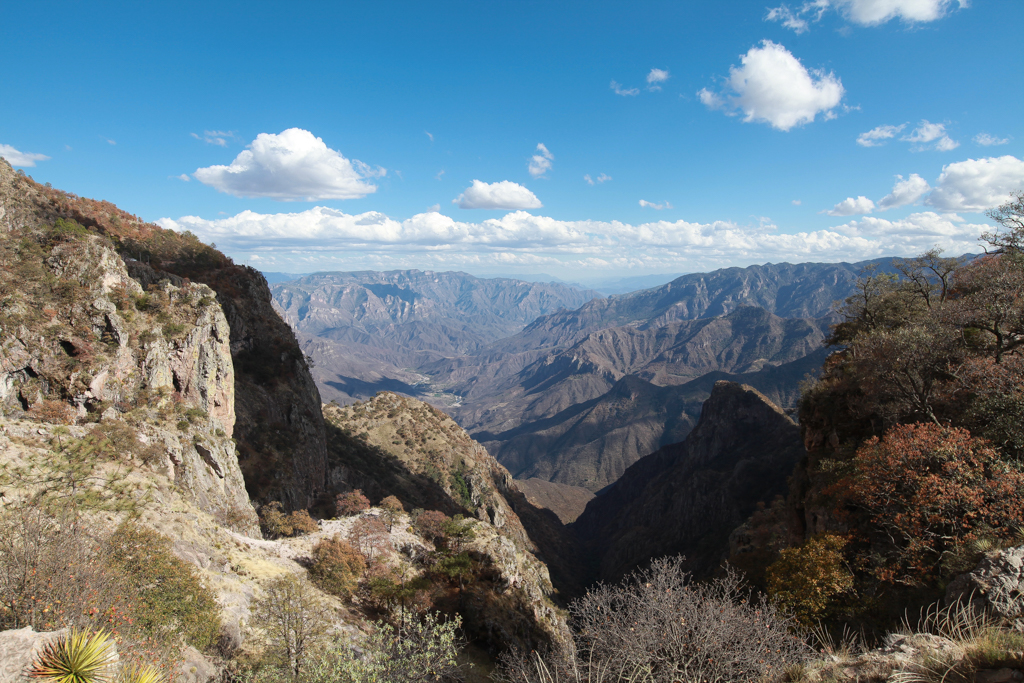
[322,392,573,651]
[0,159,326,509]
[572,381,805,583]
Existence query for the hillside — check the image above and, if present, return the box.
[572,381,805,583]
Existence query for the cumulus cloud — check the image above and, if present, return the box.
[926,156,1024,212]
[157,206,989,277]
[767,0,964,31]
[453,180,542,210]
[857,124,906,147]
[698,41,844,131]
[610,80,639,97]
[975,133,1010,146]
[902,120,959,151]
[639,200,673,210]
[585,173,612,185]
[192,128,383,201]
[827,196,876,216]
[646,68,670,91]
[878,173,931,210]
[529,143,554,178]
[191,130,237,147]
[0,144,50,167]
[176,174,191,182]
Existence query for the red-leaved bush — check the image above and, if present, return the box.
[840,423,1024,586]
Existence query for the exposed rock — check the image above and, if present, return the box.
[514,478,594,523]
[947,546,1024,632]
[572,381,805,583]
[0,628,83,683]
[175,645,221,683]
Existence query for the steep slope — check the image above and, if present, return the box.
[0,159,327,508]
[572,381,805,583]
[321,392,575,650]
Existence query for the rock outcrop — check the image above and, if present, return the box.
[572,381,805,583]
[947,546,1024,632]
[0,157,327,510]
[0,628,75,683]
[323,392,572,652]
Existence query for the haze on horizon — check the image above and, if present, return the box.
[2,0,1022,280]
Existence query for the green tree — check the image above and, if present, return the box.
[766,534,855,626]
[252,574,331,678]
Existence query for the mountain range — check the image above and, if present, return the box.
[274,259,888,499]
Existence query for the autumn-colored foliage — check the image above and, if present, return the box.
[259,502,318,538]
[413,510,450,544]
[350,516,390,560]
[308,535,365,598]
[766,534,855,626]
[837,423,1024,587]
[335,489,371,517]
[379,495,404,531]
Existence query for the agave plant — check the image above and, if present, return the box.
[29,629,117,683]
[117,663,164,683]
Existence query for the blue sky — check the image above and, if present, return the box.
[2,0,1022,281]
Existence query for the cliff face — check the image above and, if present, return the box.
[0,209,256,533]
[322,392,572,653]
[0,159,326,509]
[572,381,805,583]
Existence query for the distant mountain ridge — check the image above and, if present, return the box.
[273,258,899,494]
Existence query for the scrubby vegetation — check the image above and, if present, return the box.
[761,192,1024,631]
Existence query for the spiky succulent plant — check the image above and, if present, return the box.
[29,629,117,683]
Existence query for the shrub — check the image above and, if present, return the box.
[379,495,404,532]
[413,510,450,544]
[309,536,365,598]
[836,423,1024,587]
[499,556,808,683]
[259,502,318,538]
[350,516,390,560]
[335,489,370,517]
[766,534,856,626]
[106,522,221,652]
[252,574,331,678]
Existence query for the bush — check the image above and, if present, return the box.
[259,502,318,538]
[309,536,365,598]
[766,534,856,626]
[350,516,390,560]
[835,423,1024,587]
[107,522,221,652]
[499,555,808,683]
[413,509,450,544]
[335,489,370,517]
[380,495,404,532]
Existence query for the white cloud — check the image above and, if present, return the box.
[427,204,440,213]
[699,41,844,131]
[158,206,989,277]
[193,128,383,201]
[177,174,191,182]
[902,120,959,151]
[974,133,1010,146]
[104,138,117,145]
[766,0,964,31]
[926,155,1024,212]
[646,68,670,91]
[191,130,237,147]
[425,131,434,142]
[529,143,554,178]
[827,196,876,216]
[610,80,639,97]
[585,173,612,185]
[435,170,445,181]
[792,199,802,205]
[857,123,906,147]
[639,200,673,210]
[453,180,542,210]
[878,173,931,210]
[0,144,50,167]
[833,0,965,26]
[765,4,815,33]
